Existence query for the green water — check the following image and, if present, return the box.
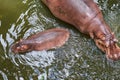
[0,0,120,80]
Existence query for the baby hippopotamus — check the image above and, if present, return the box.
[11,28,69,54]
[42,0,120,60]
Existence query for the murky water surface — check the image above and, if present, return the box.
[0,0,120,80]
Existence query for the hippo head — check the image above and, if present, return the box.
[94,32,120,61]
[11,40,30,54]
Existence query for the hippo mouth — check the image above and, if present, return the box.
[94,38,120,61]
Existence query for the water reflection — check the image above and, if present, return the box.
[0,0,120,79]
[10,51,55,67]
[0,71,8,80]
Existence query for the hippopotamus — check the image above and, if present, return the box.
[11,28,69,53]
[41,0,120,60]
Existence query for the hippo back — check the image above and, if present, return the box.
[42,0,102,32]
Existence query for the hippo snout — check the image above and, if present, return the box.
[106,44,120,61]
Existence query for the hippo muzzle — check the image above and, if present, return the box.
[94,33,120,60]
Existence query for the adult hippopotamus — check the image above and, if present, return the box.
[42,0,120,60]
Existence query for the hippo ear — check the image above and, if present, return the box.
[111,32,118,42]
[16,41,19,43]
[20,39,23,42]
[113,38,118,42]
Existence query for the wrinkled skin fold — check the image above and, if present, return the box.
[42,0,120,60]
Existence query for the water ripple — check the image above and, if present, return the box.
[0,71,8,80]
[0,0,120,79]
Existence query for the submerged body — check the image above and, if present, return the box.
[11,28,69,53]
[42,0,120,60]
